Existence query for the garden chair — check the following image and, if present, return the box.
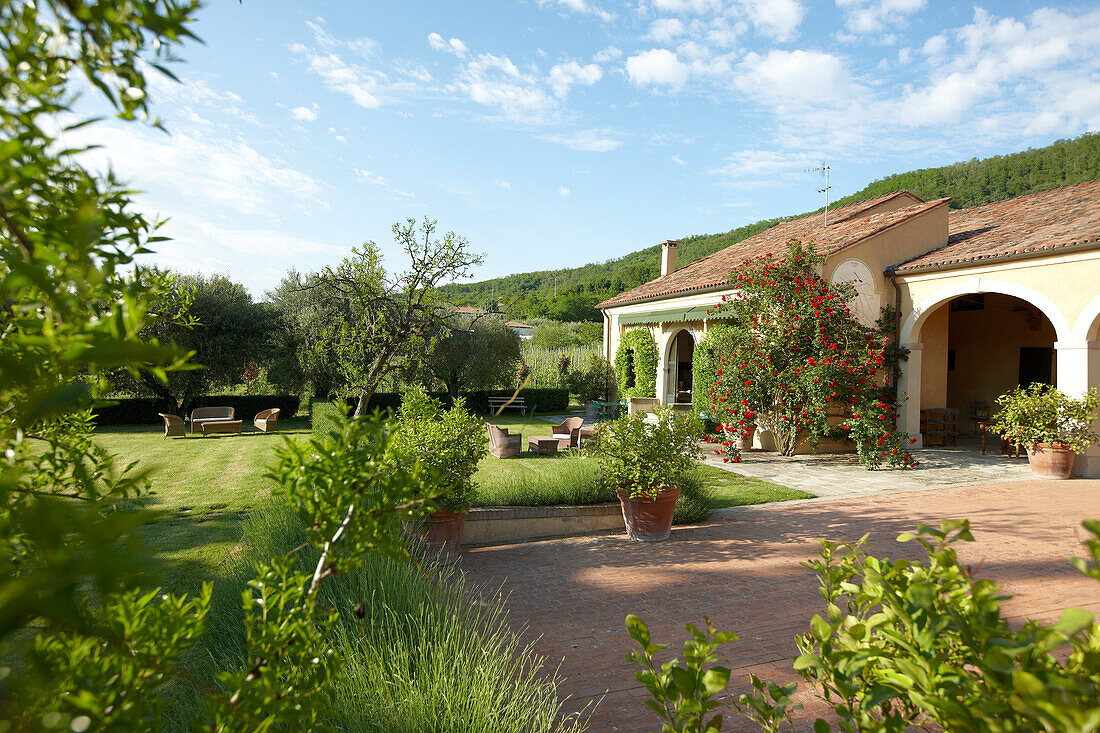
[550,416,584,449]
[253,408,280,433]
[158,413,184,439]
[486,424,522,458]
[190,406,235,434]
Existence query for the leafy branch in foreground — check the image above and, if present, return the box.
[629,519,1100,731]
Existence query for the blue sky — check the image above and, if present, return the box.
[76,0,1100,295]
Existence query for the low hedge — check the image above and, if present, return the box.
[92,394,300,425]
[311,389,570,435]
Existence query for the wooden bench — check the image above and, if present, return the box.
[488,396,528,415]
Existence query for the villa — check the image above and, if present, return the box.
[598,180,1100,477]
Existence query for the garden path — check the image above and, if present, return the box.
[462,479,1100,732]
[702,436,1035,500]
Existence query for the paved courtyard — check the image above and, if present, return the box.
[701,436,1037,499]
[462,479,1100,732]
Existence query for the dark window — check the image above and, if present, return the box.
[947,349,956,372]
[1019,347,1054,388]
[950,294,985,311]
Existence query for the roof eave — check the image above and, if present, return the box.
[888,239,1100,276]
[599,281,732,311]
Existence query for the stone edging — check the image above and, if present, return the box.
[463,503,623,545]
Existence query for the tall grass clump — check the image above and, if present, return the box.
[474,458,608,507]
[671,469,714,525]
[179,502,586,732]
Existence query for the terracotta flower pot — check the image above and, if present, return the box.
[1025,443,1076,480]
[418,509,467,563]
[735,424,757,451]
[616,486,681,542]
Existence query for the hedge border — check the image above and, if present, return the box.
[91,394,300,426]
[615,328,658,399]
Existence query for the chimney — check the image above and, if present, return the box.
[660,240,679,277]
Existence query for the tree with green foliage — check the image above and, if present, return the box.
[421,314,522,394]
[267,271,345,397]
[293,220,483,415]
[0,4,468,730]
[127,273,270,413]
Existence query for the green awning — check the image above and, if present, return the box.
[617,305,736,325]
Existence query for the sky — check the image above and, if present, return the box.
[74,0,1100,296]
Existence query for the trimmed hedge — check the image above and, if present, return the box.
[311,389,569,435]
[92,394,300,426]
[616,328,658,399]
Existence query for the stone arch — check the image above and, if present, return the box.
[901,279,1072,345]
[1072,292,1100,341]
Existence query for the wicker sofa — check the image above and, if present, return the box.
[190,406,235,434]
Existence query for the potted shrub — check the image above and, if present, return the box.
[388,388,486,561]
[992,384,1099,479]
[587,406,702,541]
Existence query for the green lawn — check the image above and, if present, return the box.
[92,414,809,591]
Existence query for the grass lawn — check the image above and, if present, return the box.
[91,420,312,593]
[475,413,812,509]
[91,413,809,591]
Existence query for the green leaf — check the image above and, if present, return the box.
[626,614,651,647]
[701,666,731,696]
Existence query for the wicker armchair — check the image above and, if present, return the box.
[158,413,185,439]
[254,408,281,433]
[486,424,522,458]
[550,416,584,449]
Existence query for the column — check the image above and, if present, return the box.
[898,342,923,448]
[1056,340,1100,478]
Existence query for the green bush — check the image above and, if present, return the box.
[691,323,741,419]
[992,383,1100,452]
[587,406,702,500]
[671,470,713,525]
[567,353,616,402]
[387,388,487,512]
[628,519,1100,732]
[615,329,658,399]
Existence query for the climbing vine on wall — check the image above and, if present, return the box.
[692,323,744,420]
[615,328,658,399]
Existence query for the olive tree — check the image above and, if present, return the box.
[422,313,522,394]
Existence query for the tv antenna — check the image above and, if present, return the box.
[806,163,831,225]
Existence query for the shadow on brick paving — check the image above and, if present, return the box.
[461,480,1100,732]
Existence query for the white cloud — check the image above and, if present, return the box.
[540,128,624,152]
[593,45,622,62]
[292,21,419,109]
[354,169,388,186]
[427,32,468,57]
[651,0,721,14]
[647,18,686,43]
[736,49,850,102]
[537,0,614,22]
[71,121,325,217]
[740,0,805,42]
[710,149,818,184]
[558,186,571,197]
[835,0,926,37]
[453,53,556,120]
[492,178,511,189]
[897,6,1100,127]
[671,154,685,165]
[547,59,603,98]
[625,48,690,88]
[290,104,319,121]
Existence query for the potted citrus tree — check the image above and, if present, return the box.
[588,405,702,541]
[388,388,486,561]
[992,384,1099,479]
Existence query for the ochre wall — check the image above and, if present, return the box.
[920,306,950,409]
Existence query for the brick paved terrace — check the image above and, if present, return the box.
[462,480,1100,732]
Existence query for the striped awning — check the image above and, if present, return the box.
[617,305,736,325]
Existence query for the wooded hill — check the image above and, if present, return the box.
[440,133,1100,322]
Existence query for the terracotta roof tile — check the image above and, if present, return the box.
[598,191,936,308]
[892,180,1100,273]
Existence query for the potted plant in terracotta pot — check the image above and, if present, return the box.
[992,384,1099,479]
[388,388,486,562]
[588,405,702,541]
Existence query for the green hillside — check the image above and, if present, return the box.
[441,133,1100,322]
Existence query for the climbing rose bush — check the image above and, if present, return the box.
[705,239,917,469]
